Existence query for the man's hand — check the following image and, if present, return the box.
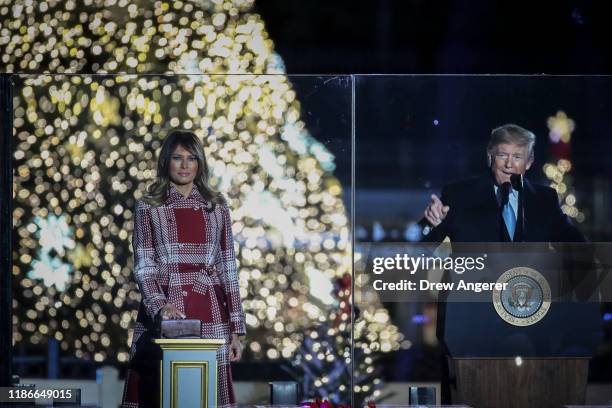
[159,303,186,320]
[424,194,450,227]
[229,334,243,362]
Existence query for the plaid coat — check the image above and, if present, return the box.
[122,183,246,408]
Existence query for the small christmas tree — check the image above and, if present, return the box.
[286,275,393,406]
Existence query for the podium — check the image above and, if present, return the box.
[438,243,602,408]
[154,338,225,408]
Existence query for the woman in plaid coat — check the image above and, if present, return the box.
[122,131,246,407]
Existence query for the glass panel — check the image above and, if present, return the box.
[0,74,14,389]
[354,75,612,406]
[10,73,351,406]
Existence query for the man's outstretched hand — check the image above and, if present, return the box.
[424,194,450,227]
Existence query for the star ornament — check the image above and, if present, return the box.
[35,214,76,256]
[547,110,575,144]
[90,87,121,127]
[29,250,73,292]
[67,243,93,269]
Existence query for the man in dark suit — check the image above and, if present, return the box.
[421,125,596,407]
[421,123,585,243]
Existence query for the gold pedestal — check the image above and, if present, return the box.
[154,338,225,408]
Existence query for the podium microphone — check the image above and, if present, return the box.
[510,173,525,241]
[500,182,512,206]
[510,173,523,191]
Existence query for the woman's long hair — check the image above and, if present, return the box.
[143,130,225,209]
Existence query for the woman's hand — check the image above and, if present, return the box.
[159,303,186,320]
[229,334,243,362]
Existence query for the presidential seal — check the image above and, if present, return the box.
[492,267,551,327]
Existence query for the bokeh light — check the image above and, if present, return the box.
[543,111,585,223]
[2,0,401,402]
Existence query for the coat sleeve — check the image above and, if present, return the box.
[215,203,246,336]
[132,200,167,319]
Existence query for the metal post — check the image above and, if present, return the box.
[47,338,59,379]
[0,73,14,386]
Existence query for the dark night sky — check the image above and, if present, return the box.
[256,0,612,186]
[256,1,612,241]
[256,0,612,75]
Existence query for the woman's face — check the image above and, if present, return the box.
[168,144,199,186]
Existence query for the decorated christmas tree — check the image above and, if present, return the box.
[286,274,396,405]
[1,0,402,401]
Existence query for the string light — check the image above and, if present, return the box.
[544,111,585,223]
[3,1,400,402]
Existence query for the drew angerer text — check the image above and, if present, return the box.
[372,279,507,293]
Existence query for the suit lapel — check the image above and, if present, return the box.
[520,178,538,241]
[473,176,503,241]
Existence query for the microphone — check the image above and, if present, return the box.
[510,173,526,242]
[510,173,523,191]
[500,182,511,206]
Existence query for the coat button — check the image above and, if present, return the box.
[182,291,188,296]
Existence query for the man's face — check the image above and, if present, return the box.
[490,143,532,185]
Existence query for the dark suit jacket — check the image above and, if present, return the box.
[423,175,585,243]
